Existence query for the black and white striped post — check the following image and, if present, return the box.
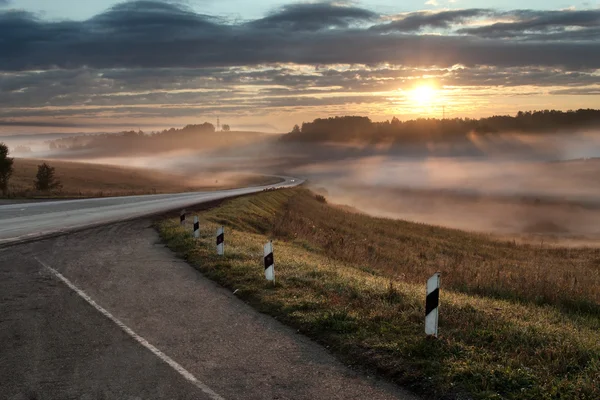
[425,272,441,337]
[180,209,186,226]
[193,216,200,239]
[264,241,275,282]
[216,226,224,255]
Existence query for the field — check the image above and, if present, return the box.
[4,158,280,198]
[159,188,599,400]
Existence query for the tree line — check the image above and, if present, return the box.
[283,109,600,144]
[48,123,218,153]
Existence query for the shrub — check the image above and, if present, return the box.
[315,194,327,203]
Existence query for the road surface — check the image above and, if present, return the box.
[0,179,419,400]
[0,177,298,245]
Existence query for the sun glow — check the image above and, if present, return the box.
[410,84,437,106]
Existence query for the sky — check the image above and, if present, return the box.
[1,0,600,133]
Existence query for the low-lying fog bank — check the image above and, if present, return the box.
[294,156,600,243]
[5,128,600,243]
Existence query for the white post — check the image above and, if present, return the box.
[264,241,275,282]
[425,272,441,337]
[193,216,200,239]
[216,226,224,255]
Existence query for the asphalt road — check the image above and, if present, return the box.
[0,180,419,400]
[0,177,298,245]
[0,219,418,400]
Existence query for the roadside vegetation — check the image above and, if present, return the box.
[159,188,599,400]
[1,157,280,199]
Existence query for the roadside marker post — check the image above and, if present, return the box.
[425,272,441,337]
[216,226,224,255]
[180,209,186,226]
[193,216,200,239]
[264,241,275,283]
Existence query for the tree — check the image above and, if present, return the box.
[34,163,62,191]
[222,124,231,132]
[0,143,14,196]
[291,124,301,134]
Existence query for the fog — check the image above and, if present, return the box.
[283,132,600,244]
[5,128,600,243]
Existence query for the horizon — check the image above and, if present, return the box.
[2,107,598,138]
[1,0,600,134]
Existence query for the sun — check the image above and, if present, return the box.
[410,84,437,106]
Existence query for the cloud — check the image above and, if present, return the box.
[1,2,600,72]
[2,2,600,129]
[2,64,599,113]
[88,0,223,33]
[549,87,600,95]
[0,0,11,6]
[249,2,379,31]
[0,120,136,128]
[372,9,491,32]
[459,9,600,38]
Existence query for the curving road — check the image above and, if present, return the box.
[0,176,300,245]
[0,176,419,400]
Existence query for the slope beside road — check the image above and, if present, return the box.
[0,176,298,246]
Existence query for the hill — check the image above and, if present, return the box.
[4,158,280,199]
[159,188,599,400]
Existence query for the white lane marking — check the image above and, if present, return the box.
[34,257,226,400]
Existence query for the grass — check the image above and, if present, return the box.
[158,188,599,400]
[3,158,281,199]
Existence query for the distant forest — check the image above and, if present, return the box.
[45,109,600,157]
[47,123,262,156]
[283,109,600,144]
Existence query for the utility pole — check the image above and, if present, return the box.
[217,116,221,132]
[442,106,445,120]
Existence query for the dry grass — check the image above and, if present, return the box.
[158,188,599,399]
[4,158,280,198]
[271,191,600,315]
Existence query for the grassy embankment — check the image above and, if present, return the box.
[4,158,281,199]
[158,188,599,400]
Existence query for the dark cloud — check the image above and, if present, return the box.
[549,88,600,96]
[1,1,600,129]
[1,2,600,71]
[88,1,223,34]
[371,9,491,32]
[249,2,378,31]
[459,9,600,38]
[0,0,11,6]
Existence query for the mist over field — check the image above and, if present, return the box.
[280,131,600,242]
[5,119,600,241]
[216,129,600,242]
